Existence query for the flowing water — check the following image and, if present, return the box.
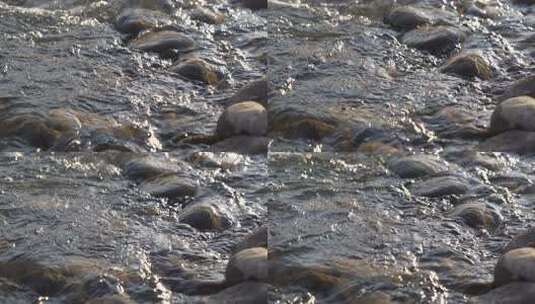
[0,0,534,303]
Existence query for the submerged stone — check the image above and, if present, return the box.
[216,101,267,139]
[499,76,535,101]
[478,130,535,154]
[489,96,535,135]
[233,226,268,253]
[228,78,269,107]
[449,202,502,231]
[140,174,198,202]
[198,282,268,304]
[191,8,225,25]
[179,201,232,231]
[225,247,268,285]
[440,53,491,80]
[411,176,470,197]
[385,6,433,30]
[494,247,535,287]
[115,8,166,34]
[503,228,535,254]
[472,282,535,304]
[389,154,447,178]
[210,136,270,154]
[129,30,195,55]
[402,26,465,55]
[170,58,220,84]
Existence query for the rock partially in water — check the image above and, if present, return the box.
[269,114,336,141]
[140,174,198,202]
[494,247,535,287]
[120,155,176,182]
[170,58,221,84]
[129,30,195,56]
[197,282,268,304]
[385,6,433,30]
[233,226,268,253]
[225,247,268,285]
[423,106,487,139]
[389,154,448,178]
[190,8,225,25]
[179,201,232,231]
[210,136,270,154]
[448,202,502,231]
[444,150,505,171]
[411,176,470,197]
[189,152,243,170]
[472,282,535,304]
[499,76,535,101]
[115,8,167,35]
[503,228,535,253]
[490,96,535,135]
[227,78,268,107]
[401,26,465,55]
[440,53,491,80]
[478,130,535,154]
[216,102,267,139]
[236,0,267,10]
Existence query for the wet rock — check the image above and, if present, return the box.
[191,8,225,25]
[86,295,135,304]
[503,228,535,253]
[128,0,175,14]
[478,130,535,154]
[179,201,232,231]
[472,282,535,304]
[115,8,166,34]
[444,150,505,171]
[197,282,268,304]
[170,58,220,84]
[216,102,267,139]
[440,53,491,80]
[236,0,267,10]
[121,156,176,182]
[448,202,502,231]
[269,114,336,141]
[189,152,243,170]
[512,0,535,5]
[228,78,268,107]
[489,96,535,135]
[140,174,198,202]
[411,176,470,197]
[210,136,270,154]
[385,6,433,30]
[499,76,535,102]
[424,106,487,139]
[129,30,195,56]
[402,26,465,55]
[233,226,268,253]
[225,247,268,285]
[355,141,401,156]
[494,247,535,287]
[389,154,447,178]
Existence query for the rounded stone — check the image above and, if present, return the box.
[170,58,220,84]
[503,228,535,254]
[115,8,165,34]
[489,96,535,135]
[179,202,232,231]
[385,6,432,30]
[499,76,535,101]
[448,202,502,231]
[440,53,491,80]
[233,226,268,253]
[411,176,470,197]
[225,247,268,285]
[494,247,535,287]
[402,26,465,55]
[216,102,267,139]
[140,174,198,202]
[389,155,447,178]
[228,78,268,107]
[191,8,225,24]
[129,30,195,55]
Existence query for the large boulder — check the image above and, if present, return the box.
[216,102,268,139]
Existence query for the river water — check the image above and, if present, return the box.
[0,0,534,303]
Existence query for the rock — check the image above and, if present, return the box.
[503,228,535,254]
[140,174,198,202]
[189,152,243,170]
[411,176,470,197]
[440,53,491,80]
[86,295,135,304]
[228,78,268,107]
[179,201,232,231]
[385,6,433,30]
[489,96,535,135]
[198,282,268,304]
[494,248,535,287]
[233,226,268,253]
[121,156,176,182]
[471,282,535,304]
[216,102,267,139]
[478,130,535,154]
[512,0,535,5]
[424,106,487,139]
[129,0,175,14]
[236,0,267,10]
[210,136,270,154]
[402,26,465,55]
[129,30,195,56]
[448,202,502,231]
[269,115,336,141]
[444,150,504,171]
[389,154,447,178]
[225,247,268,285]
[190,8,225,25]
[170,58,220,84]
[499,76,535,101]
[115,8,166,34]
